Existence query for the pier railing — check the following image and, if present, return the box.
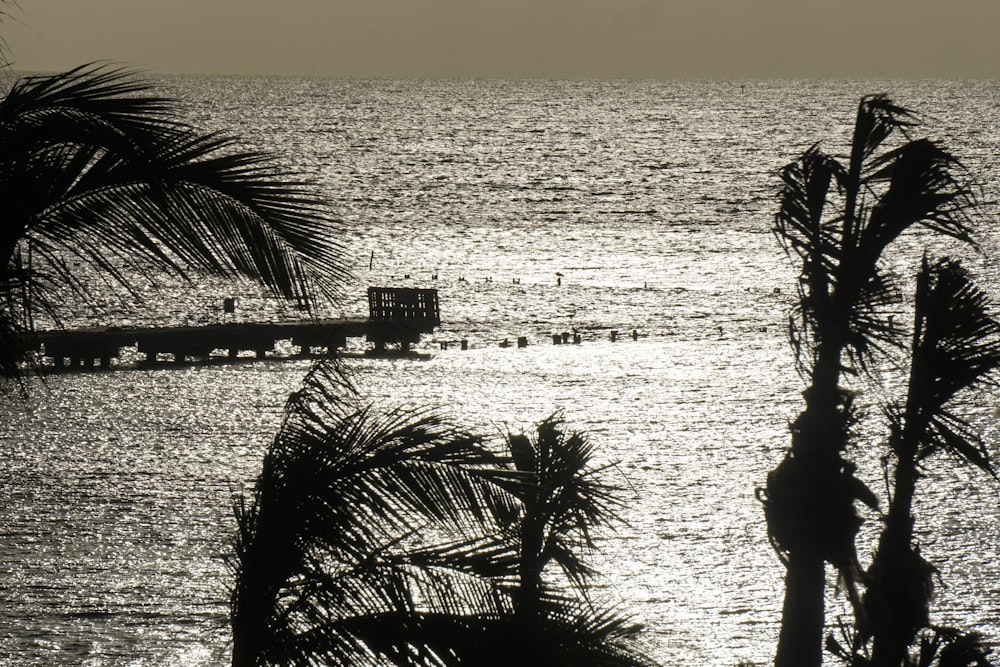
[367,287,439,330]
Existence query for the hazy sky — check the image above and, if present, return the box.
[6,0,1000,78]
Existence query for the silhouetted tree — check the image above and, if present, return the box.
[229,364,659,666]
[505,416,618,622]
[829,623,994,667]
[0,65,348,386]
[861,259,1000,666]
[493,416,659,667]
[228,362,516,666]
[818,259,1000,667]
[761,95,978,667]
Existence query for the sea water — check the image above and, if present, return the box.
[2,77,1000,665]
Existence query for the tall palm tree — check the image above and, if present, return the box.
[1,64,349,384]
[862,258,1000,667]
[760,95,978,667]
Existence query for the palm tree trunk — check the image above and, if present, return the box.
[230,633,258,667]
[775,549,826,667]
[516,502,546,624]
[885,457,918,545]
[867,451,920,667]
[231,579,268,667]
[773,342,845,667]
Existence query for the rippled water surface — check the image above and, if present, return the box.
[3,78,1000,665]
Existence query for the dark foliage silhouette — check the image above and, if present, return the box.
[495,416,658,667]
[0,64,348,386]
[820,259,1000,667]
[862,259,1000,666]
[760,95,983,667]
[229,362,659,666]
[228,362,515,666]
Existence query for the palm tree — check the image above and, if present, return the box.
[228,361,518,666]
[828,623,995,667]
[505,416,620,622]
[760,95,978,667]
[496,416,659,667]
[0,64,349,385]
[230,364,660,666]
[861,258,1000,667]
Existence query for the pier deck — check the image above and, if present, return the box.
[27,287,440,370]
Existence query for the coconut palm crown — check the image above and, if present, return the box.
[228,362,521,666]
[229,362,660,666]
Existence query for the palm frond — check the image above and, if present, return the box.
[229,360,522,666]
[774,145,844,267]
[863,139,976,251]
[365,602,661,667]
[774,146,843,373]
[849,94,917,178]
[901,258,1000,472]
[2,65,351,381]
[910,626,995,667]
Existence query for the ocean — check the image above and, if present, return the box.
[2,77,1000,665]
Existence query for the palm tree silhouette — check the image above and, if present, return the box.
[859,258,1000,667]
[0,65,348,385]
[228,362,517,666]
[230,365,659,666]
[494,416,659,667]
[761,95,978,667]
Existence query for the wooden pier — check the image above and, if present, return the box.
[26,287,440,370]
